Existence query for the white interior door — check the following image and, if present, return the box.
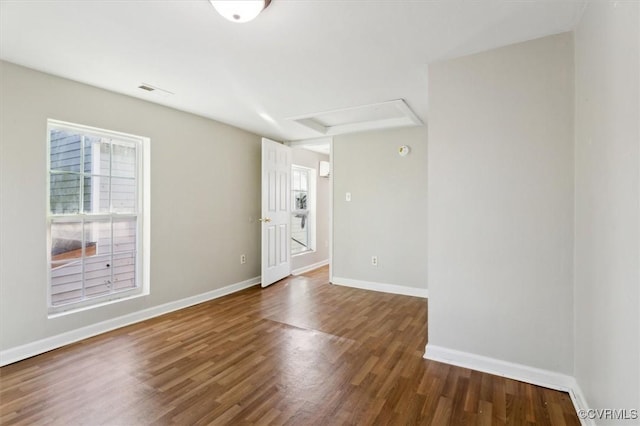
[261,138,291,287]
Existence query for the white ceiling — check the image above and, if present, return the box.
[0,0,585,142]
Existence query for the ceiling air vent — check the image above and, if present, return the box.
[137,83,174,98]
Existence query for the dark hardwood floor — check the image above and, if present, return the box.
[0,266,579,425]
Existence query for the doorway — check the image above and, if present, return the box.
[287,138,332,278]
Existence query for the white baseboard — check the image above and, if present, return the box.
[567,382,595,426]
[424,344,593,426]
[331,276,428,298]
[0,276,261,367]
[291,259,329,276]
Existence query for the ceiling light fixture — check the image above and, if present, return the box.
[209,0,271,23]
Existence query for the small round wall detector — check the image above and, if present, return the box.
[398,145,411,157]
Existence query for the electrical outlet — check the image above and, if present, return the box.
[240,254,246,264]
[371,256,378,267]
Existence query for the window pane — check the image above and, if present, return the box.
[111,142,136,178]
[50,173,80,214]
[292,170,300,191]
[291,213,308,254]
[294,191,307,210]
[84,255,112,297]
[83,136,110,176]
[50,129,81,172]
[51,221,83,262]
[113,219,136,252]
[50,261,83,306]
[291,165,314,256]
[83,176,110,214]
[113,252,136,290]
[85,220,111,257]
[112,177,136,213]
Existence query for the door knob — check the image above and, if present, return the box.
[259,217,272,223]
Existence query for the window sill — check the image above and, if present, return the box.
[292,249,315,258]
[48,290,148,319]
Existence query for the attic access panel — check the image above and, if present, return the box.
[289,99,422,136]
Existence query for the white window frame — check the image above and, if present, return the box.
[46,119,150,316]
[291,164,316,256]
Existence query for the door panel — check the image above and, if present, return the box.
[261,138,291,287]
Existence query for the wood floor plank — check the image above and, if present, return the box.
[0,266,580,425]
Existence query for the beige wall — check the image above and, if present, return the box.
[427,33,575,373]
[332,126,428,291]
[574,1,640,414]
[290,147,330,272]
[0,61,262,351]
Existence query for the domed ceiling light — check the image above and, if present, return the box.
[209,0,271,23]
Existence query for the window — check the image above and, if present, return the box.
[47,120,149,313]
[291,165,315,255]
